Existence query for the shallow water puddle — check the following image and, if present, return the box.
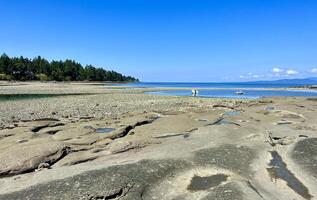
[265,106,274,111]
[95,128,116,133]
[154,133,185,138]
[267,151,312,199]
[0,93,94,101]
[224,111,240,116]
[187,174,228,191]
[206,117,241,126]
[215,119,241,126]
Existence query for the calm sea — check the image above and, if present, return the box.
[120,82,317,99]
[121,82,309,88]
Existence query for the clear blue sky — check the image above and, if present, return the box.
[1,0,317,82]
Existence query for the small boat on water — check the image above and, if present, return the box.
[235,90,245,95]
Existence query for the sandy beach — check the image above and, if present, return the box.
[0,81,317,200]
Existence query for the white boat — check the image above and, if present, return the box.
[235,90,245,95]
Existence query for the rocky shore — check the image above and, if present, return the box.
[0,82,317,200]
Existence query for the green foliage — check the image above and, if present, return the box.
[35,73,49,81]
[0,74,6,80]
[0,74,11,80]
[0,53,139,82]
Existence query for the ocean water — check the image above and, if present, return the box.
[121,82,311,88]
[120,82,317,99]
[146,89,317,99]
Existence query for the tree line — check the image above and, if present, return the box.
[0,53,138,82]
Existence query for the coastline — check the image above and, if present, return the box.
[1,81,317,96]
[0,81,229,128]
[0,81,317,199]
[1,81,316,128]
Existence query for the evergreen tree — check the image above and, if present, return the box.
[0,53,139,82]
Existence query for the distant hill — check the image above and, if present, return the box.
[247,77,317,85]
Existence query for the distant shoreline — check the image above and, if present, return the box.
[128,86,317,92]
[1,81,317,94]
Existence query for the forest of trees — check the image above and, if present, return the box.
[0,53,138,82]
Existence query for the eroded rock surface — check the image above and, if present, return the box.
[0,96,317,200]
[0,145,255,200]
[0,140,69,177]
[292,138,317,177]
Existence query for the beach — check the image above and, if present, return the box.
[0,81,317,200]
